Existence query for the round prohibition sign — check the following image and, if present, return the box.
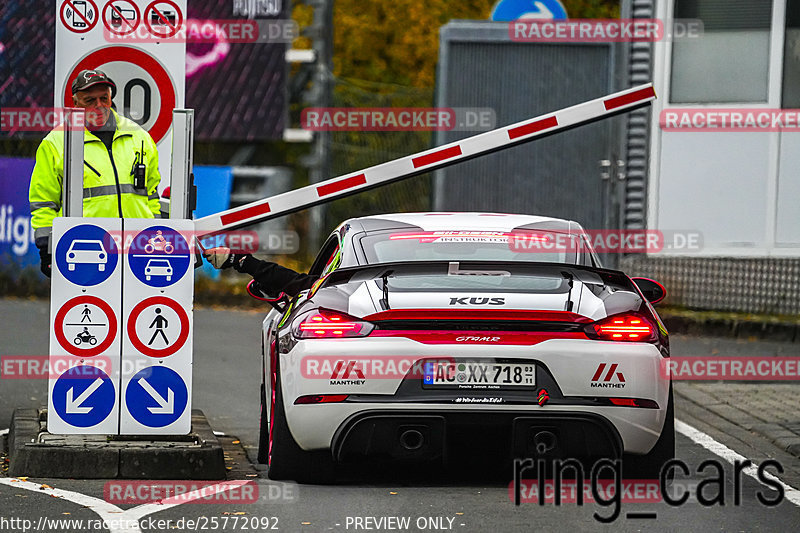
[127,296,189,358]
[54,295,117,357]
[102,0,141,36]
[60,0,99,34]
[144,0,184,39]
[64,46,176,144]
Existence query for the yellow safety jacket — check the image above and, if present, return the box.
[29,109,161,243]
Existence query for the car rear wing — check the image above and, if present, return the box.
[321,260,635,291]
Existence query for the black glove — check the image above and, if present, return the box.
[203,247,248,270]
[38,246,52,278]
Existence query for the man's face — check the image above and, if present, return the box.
[73,85,112,128]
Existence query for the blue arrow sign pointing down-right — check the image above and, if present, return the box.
[491,0,568,21]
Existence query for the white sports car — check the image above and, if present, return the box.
[256,213,672,483]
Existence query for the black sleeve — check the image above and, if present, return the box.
[234,255,318,297]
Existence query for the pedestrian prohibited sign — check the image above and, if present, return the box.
[52,365,116,427]
[128,225,191,287]
[125,365,188,427]
[55,224,119,286]
[127,296,189,357]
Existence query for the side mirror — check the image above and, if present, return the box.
[632,277,666,305]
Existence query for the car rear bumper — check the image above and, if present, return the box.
[330,409,623,464]
[278,337,669,455]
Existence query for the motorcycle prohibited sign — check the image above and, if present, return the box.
[54,295,118,357]
[128,225,191,288]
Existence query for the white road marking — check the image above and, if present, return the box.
[0,477,253,533]
[676,419,800,507]
[0,428,8,436]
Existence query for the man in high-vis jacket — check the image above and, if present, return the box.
[29,69,161,277]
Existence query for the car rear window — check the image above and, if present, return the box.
[359,230,582,265]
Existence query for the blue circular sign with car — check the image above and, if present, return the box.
[55,224,119,286]
[128,226,191,287]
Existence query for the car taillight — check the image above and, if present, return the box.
[294,309,375,339]
[586,314,656,342]
[295,394,349,404]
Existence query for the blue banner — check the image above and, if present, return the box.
[0,157,38,272]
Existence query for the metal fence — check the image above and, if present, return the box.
[622,256,800,315]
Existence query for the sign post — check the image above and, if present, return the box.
[48,218,123,434]
[120,220,194,434]
[62,109,85,218]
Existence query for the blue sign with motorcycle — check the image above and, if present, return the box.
[52,365,116,428]
[126,366,189,427]
[55,224,119,286]
[128,226,191,288]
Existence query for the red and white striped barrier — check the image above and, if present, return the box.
[194,84,656,235]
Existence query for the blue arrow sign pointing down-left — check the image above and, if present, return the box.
[53,366,116,427]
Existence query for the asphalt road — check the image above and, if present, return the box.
[2,298,800,532]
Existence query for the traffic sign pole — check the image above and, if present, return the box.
[120,219,194,434]
[62,108,85,218]
[169,109,194,219]
[48,218,123,434]
[194,83,657,235]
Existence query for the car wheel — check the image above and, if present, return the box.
[257,383,269,464]
[146,275,151,281]
[69,264,75,271]
[267,365,335,484]
[623,384,675,481]
[99,264,105,272]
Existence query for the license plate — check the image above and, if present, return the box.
[423,361,535,389]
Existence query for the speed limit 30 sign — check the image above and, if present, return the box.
[62,46,176,144]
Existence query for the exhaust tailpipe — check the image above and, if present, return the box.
[533,430,557,455]
[399,429,425,451]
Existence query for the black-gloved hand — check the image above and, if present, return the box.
[203,247,248,270]
[38,246,52,278]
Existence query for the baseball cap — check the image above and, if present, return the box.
[71,69,117,98]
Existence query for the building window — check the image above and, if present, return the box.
[782,2,800,107]
[670,0,773,103]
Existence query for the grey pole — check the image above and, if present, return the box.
[169,109,195,220]
[62,108,85,218]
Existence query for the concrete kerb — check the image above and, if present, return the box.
[7,408,226,479]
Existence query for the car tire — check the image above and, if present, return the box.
[623,384,675,481]
[267,367,335,484]
[257,383,269,464]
